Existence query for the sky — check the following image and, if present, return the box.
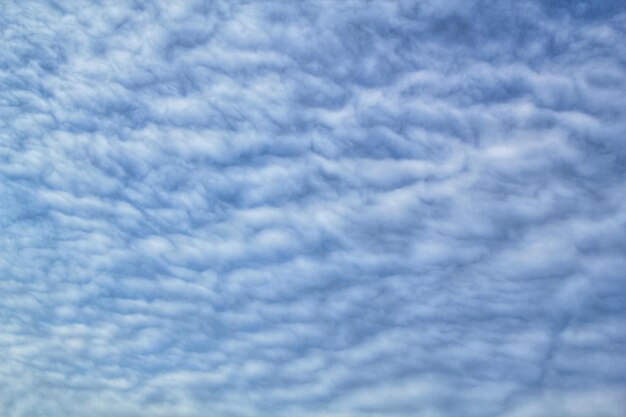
[1,0,625,416]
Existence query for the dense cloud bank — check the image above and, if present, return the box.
[1,0,625,416]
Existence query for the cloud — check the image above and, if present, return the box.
[1,0,625,416]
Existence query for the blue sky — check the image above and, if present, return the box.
[1,1,625,416]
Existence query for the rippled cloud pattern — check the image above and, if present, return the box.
[1,1,626,416]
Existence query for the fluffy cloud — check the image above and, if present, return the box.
[1,0,625,416]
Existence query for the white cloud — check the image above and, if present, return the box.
[1,0,625,416]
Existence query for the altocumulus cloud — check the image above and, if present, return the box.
[1,0,625,416]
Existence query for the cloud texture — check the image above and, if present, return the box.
[1,0,625,416]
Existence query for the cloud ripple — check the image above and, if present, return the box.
[1,1,625,416]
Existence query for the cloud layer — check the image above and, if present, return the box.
[1,1,625,416]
